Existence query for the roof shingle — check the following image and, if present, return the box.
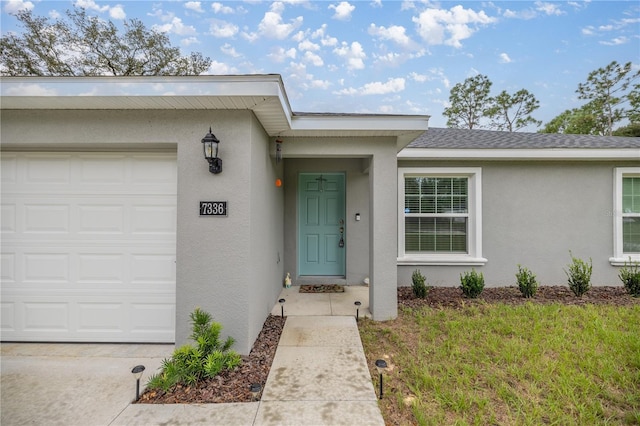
[408,127,640,149]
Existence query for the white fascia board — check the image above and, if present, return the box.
[1,75,284,98]
[398,148,640,161]
[290,114,429,132]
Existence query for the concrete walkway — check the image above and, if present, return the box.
[2,286,383,425]
[115,314,384,425]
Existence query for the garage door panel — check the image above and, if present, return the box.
[78,254,125,284]
[24,302,69,331]
[131,204,176,234]
[1,253,16,282]
[78,205,125,234]
[78,155,127,184]
[24,204,70,233]
[24,253,70,283]
[1,152,177,343]
[1,302,16,332]
[1,204,16,232]
[25,155,72,183]
[77,303,125,332]
[131,254,176,284]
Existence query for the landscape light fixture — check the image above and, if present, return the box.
[375,359,388,399]
[202,127,222,174]
[131,365,145,401]
[250,383,262,401]
[278,298,286,318]
[354,301,361,321]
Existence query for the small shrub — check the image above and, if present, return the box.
[619,259,640,297]
[411,269,429,299]
[460,269,484,298]
[515,265,538,298]
[564,252,592,297]
[146,308,241,392]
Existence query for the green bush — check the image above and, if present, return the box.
[619,259,640,297]
[411,269,429,299]
[516,265,538,298]
[460,269,484,298]
[147,308,241,393]
[564,252,592,297]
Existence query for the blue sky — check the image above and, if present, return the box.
[2,0,639,130]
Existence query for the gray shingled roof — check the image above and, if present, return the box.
[408,127,640,149]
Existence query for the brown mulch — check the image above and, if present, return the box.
[399,285,639,309]
[137,314,285,404]
[138,286,636,405]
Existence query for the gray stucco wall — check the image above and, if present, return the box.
[247,117,284,352]
[397,160,640,288]
[2,109,282,354]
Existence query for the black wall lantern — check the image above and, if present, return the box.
[202,127,222,174]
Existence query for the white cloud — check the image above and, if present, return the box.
[209,19,239,38]
[374,52,401,64]
[368,24,415,48]
[185,2,203,13]
[499,53,512,63]
[204,60,238,75]
[211,2,235,14]
[333,41,366,70]
[3,0,34,13]
[221,43,242,58]
[329,1,355,21]
[600,36,629,46]
[370,0,382,8]
[181,37,200,47]
[312,24,338,47]
[299,39,320,51]
[74,0,108,13]
[409,72,430,83]
[535,1,565,16]
[154,17,196,36]
[256,2,304,40]
[303,51,324,66]
[334,77,406,96]
[413,5,497,48]
[268,46,297,62]
[401,1,416,11]
[581,26,594,36]
[503,8,537,20]
[109,5,126,20]
[49,10,61,19]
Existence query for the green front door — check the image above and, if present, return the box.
[298,173,346,276]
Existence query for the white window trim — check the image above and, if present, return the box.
[610,167,640,266]
[397,167,487,266]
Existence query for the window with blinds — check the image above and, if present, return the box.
[404,177,468,253]
[623,176,640,253]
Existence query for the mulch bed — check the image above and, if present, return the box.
[137,314,285,404]
[299,284,345,293]
[138,286,636,405]
[399,285,639,309]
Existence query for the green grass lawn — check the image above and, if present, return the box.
[359,303,640,425]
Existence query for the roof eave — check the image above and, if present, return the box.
[398,147,640,161]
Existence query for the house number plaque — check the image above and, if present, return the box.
[200,201,228,216]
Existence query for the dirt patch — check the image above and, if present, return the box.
[399,285,639,309]
[137,314,285,404]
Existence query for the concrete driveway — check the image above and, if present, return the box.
[0,343,173,426]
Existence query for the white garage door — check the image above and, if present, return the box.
[1,152,177,342]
